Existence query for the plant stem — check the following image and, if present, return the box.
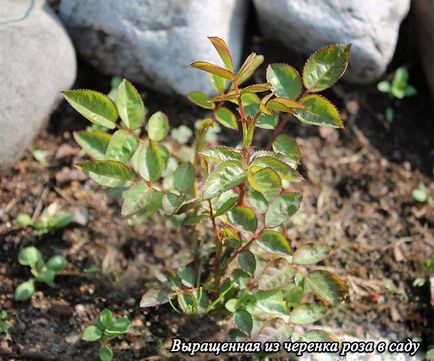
[208,200,221,291]
[267,113,291,149]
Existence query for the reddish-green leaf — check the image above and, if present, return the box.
[215,107,238,130]
[293,243,330,265]
[267,97,305,113]
[257,230,291,255]
[191,61,235,81]
[295,95,343,128]
[272,134,301,164]
[208,36,233,71]
[228,206,257,232]
[305,271,347,306]
[241,83,272,94]
[236,53,264,85]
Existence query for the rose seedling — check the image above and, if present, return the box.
[65,37,350,355]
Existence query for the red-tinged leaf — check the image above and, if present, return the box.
[241,83,272,94]
[266,97,305,113]
[236,53,264,85]
[208,36,233,71]
[266,63,302,99]
[294,94,343,128]
[191,61,235,81]
[187,91,215,109]
[210,91,238,103]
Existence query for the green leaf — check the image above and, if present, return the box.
[247,168,281,201]
[265,192,302,228]
[258,259,296,290]
[191,61,235,81]
[288,303,326,324]
[210,91,238,103]
[240,83,272,94]
[303,330,339,361]
[16,213,33,227]
[121,183,156,216]
[105,130,138,163]
[134,141,163,182]
[46,255,66,272]
[266,64,302,99]
[162,193,184,215]
[254,290,288,317]
[250,156,301,182]
[293,243,330,265]
[295,95,343,128]
[187,91,215,109]
[208,36,233,71]
[147,111,169,142]
[209,74,226,94]
[37,269,56,287]
[174,162,195,194]
[73,131,111,160]
[215,196,238,217]
[237,53,264,85]
[18,246,43,269]
[140,288,172,308]
[228,206,257,232]
[303,44,351,92]
[225,299,239,313]
[0,322,9,334]
[266,97,305,113]
[238,251,256,276]
[377,81,390,93]
[234,310,253,336]
[177,267,195,288]
[77,160,133,187]
[184,214,209,226]
[200,146,243,163]
[99,346,113,361]
[63,90,118,129]
[82,325,102,342]
[247,190,268,213]
[96,309,113,330]
[305,271,347,306]
[106,317,131,334]
[232,269,250,289]
[287,285,304,306]
[215,107,238,130]
[257,230,291,255]
[116,79,146,129]
[14,279,35,301]
[272,134,300,164]
[49,211,72,230]
[203,160,246,199]
[244,104,278,130]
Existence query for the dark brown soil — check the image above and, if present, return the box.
[1,28,433,360]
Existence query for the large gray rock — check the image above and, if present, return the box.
[253,0,411,84]
[59,0,248,95]
[0,0,76,170]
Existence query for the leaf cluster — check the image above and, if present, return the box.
[16,208,72,235]
[14,246,66,301]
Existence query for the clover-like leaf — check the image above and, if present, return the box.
[228,206,257,233]
[257,230,291,255]
[293,243,330,265]
[305,271,347,306]
[116,79,146,130]
[272,134,301,164]
[204,160,246,199]
[191,61,235,80]
[18,246,43,269]
[63,90,118,129]
[303,44,351,92]
[265,192,302,228]
[76,160,133,187]
[267,64,302,99]
[288,303,326,324]
[295,95,343,128]
[215,107,238,130]
[73,131,111,160]
[97,309,113,330]
[82,325,102,342]
[208,36,233,71]
[105,130,138,163]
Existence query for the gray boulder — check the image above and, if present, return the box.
[253,0,411,84]
[59,0,248,95]
[0,0,76,170]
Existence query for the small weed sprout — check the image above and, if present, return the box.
[16,206,72,235]
[82,309,131,361]
[64,37,350,352]
[377,66,417,123]
[0,308,10,334]
[14,246,66,301]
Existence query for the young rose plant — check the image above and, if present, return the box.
[63,37,350,355]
